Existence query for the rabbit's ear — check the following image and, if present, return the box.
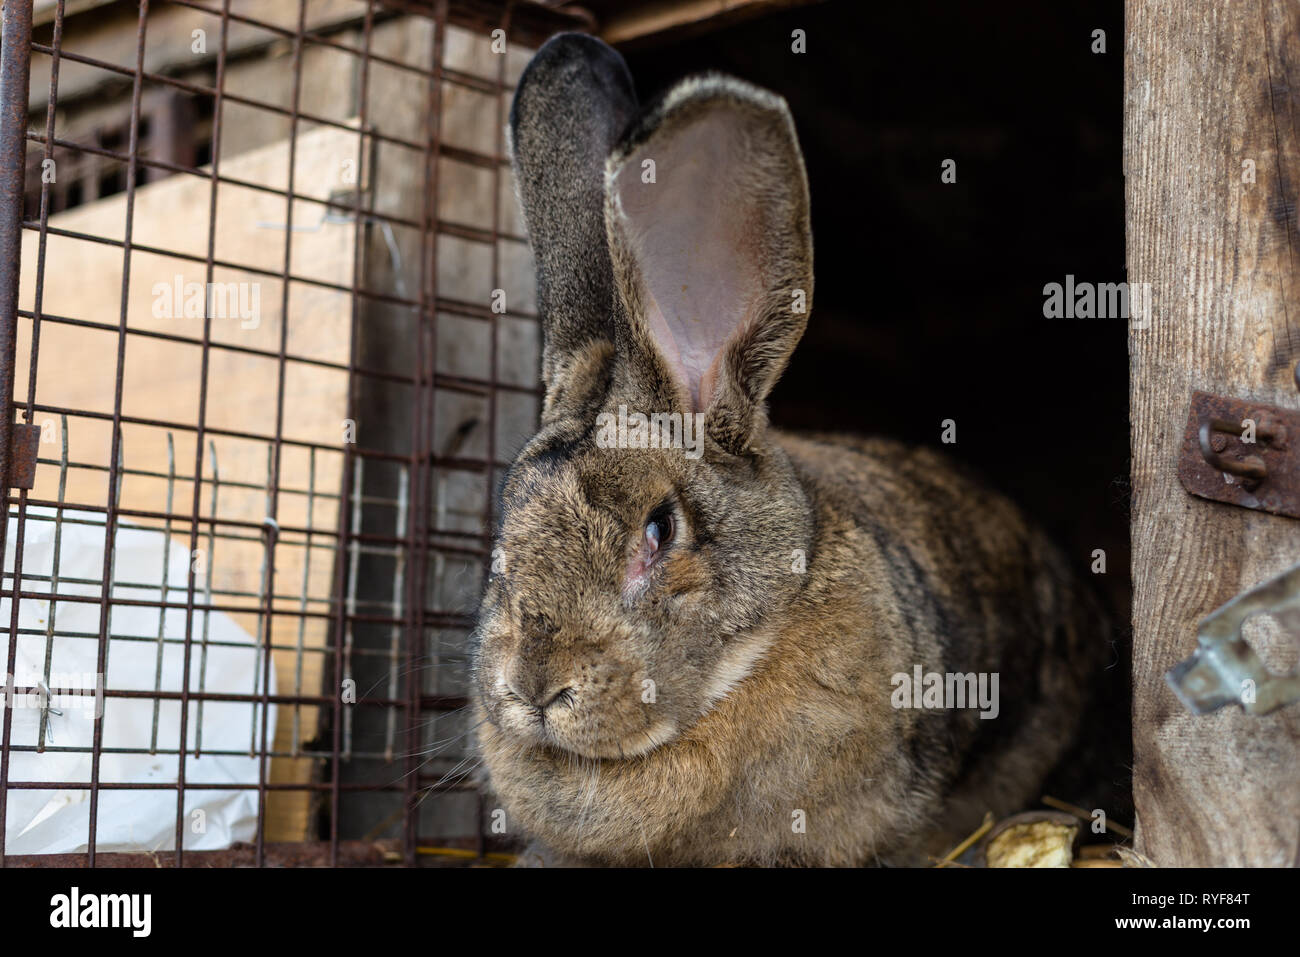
[606,76,812,454]
[509,33,638,416]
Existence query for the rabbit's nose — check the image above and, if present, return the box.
[504,668,570,711]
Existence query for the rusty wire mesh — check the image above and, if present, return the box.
[0,0,576,867]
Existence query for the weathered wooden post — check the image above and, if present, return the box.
[1126,0,1300,865]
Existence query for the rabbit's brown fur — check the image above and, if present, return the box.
[471,34,1113,866]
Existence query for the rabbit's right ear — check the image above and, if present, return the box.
[509,34,638,418]
[604,77,813,456]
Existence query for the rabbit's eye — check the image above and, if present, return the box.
[625,505,678,595]
[645,511,674,555]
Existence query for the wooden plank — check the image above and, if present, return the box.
[28,0,366,111]
[4,838,403,867]
[33,0,117,28]
[1126,0,1300,866]
[597,0,814,46]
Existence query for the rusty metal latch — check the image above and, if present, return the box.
[7,421,39,490]
[1178,363,1300,518]
[1166,561,1300,715]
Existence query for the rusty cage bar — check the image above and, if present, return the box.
[0,0,577,867]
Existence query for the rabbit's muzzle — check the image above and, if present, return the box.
[475,618,681,760]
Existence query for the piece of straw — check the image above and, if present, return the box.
[1041,795,1134,839]
[935,811,995,867]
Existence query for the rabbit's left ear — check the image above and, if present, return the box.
[606,76,813,455]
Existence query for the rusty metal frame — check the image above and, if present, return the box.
[0,0,575,868]
[0,0,35,569]
[0,0,37,873]
[1178,385,1300,520]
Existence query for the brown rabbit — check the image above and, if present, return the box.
[471,33,1115,866]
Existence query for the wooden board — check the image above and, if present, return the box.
[596,0,815,46]
[1126,0,1300,866]
[29,0,367,111]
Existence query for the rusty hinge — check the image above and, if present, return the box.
[7,422,39,489]
[1167,560,1300,715]
[1177,363,1300,519]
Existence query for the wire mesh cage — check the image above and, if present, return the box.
[0,0,581,867]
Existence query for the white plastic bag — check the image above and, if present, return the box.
[1,508,274,854]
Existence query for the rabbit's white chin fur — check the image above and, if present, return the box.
[494,692,680,761]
